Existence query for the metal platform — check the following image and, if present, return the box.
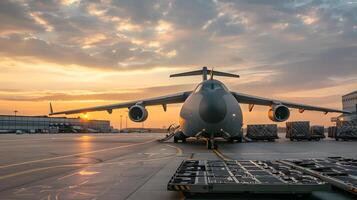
[281,157,357,195]
[168,160,329,194]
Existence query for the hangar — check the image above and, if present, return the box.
[0,115,111,133]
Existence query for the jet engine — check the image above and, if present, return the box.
[128,105,148,122]
[268,104,290,122]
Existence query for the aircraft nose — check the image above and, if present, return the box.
[199,95,227,124]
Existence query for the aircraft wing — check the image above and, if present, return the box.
[50,91,192,115]
[231,92,351,114]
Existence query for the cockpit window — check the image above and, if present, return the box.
[203,82,223,90]
[195,82,227,93]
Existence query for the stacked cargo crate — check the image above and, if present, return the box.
[310,125,325,141]
[328,126,357,141]
[328,118,357,141]
[246,124,278,141]
[286,121,310,141]
[286,121,325,141]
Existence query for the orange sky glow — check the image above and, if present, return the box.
[0,1,356,128]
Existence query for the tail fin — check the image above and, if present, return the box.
[170,66,239,81]
[49,103,54,115]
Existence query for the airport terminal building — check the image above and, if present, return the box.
[335,90,357,126]
[0,115,111,133]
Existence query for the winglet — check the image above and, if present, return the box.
[49,102,54,115]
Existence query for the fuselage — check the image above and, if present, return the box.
[179,79,243,138]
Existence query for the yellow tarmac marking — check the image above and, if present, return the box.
[0,139,156,169]
[213,149,232,161]
[165,144,183,156]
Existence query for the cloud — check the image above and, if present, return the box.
[0,84,194,102]
[0,0,44,35]
[0,0,355,92]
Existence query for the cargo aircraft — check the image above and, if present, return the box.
[50,67,350,149]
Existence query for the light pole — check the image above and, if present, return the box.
[120,115,123,133]
[14,110,18,132]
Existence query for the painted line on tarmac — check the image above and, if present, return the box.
[213,149,233,161]
[0,139,156,169]
[0,154,177,180]
[0,164,89,180]
[165,144,183,156]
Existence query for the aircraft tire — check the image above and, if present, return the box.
[236,137,243,143]
[213,142,218,149]
[207,140,212,149]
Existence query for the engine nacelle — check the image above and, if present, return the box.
[128,105,148,122]
[268,104,290,122]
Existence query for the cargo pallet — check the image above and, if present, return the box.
[246,124,278,142]
[281,157,357,195]
[286,121,325,141]
[168,160,329,196]
[328,126,357,141]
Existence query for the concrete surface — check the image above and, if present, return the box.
[0,133,356,200]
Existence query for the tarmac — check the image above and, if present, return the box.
[0,133,356,200]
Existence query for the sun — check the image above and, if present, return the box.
[80,113,89,120]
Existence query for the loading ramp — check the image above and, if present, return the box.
[168,160,329,195]
[281,157,357,195]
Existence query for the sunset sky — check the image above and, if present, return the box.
[0,0,356,128]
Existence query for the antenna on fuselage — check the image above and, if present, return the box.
[169,66,239,81]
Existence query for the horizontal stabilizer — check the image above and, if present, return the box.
[170,66,239,81]
[170,69,203,78]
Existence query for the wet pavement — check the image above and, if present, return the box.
[0,133,356,200]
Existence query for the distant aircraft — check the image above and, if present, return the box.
[50,67,350,149]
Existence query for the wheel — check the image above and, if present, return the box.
[335,138,339,141]
[236,137,243,143]
[174,136,178,143]
[227,138,235,143]
[181,137,186,143]
[290,138,294,141]
[207,140,212,149]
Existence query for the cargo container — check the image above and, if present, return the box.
[328,126,337,138]
[246,124,278,141]
[335,126,357,141]
[310,125,325,141]
[286,121,310,141]
[327,126,357,141]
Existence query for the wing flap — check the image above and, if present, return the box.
[232,92,350,114]
[50,91,192,115]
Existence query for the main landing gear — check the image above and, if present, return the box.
[174,131,187,143]
[227,136,243,143]
[206,139,218,149]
